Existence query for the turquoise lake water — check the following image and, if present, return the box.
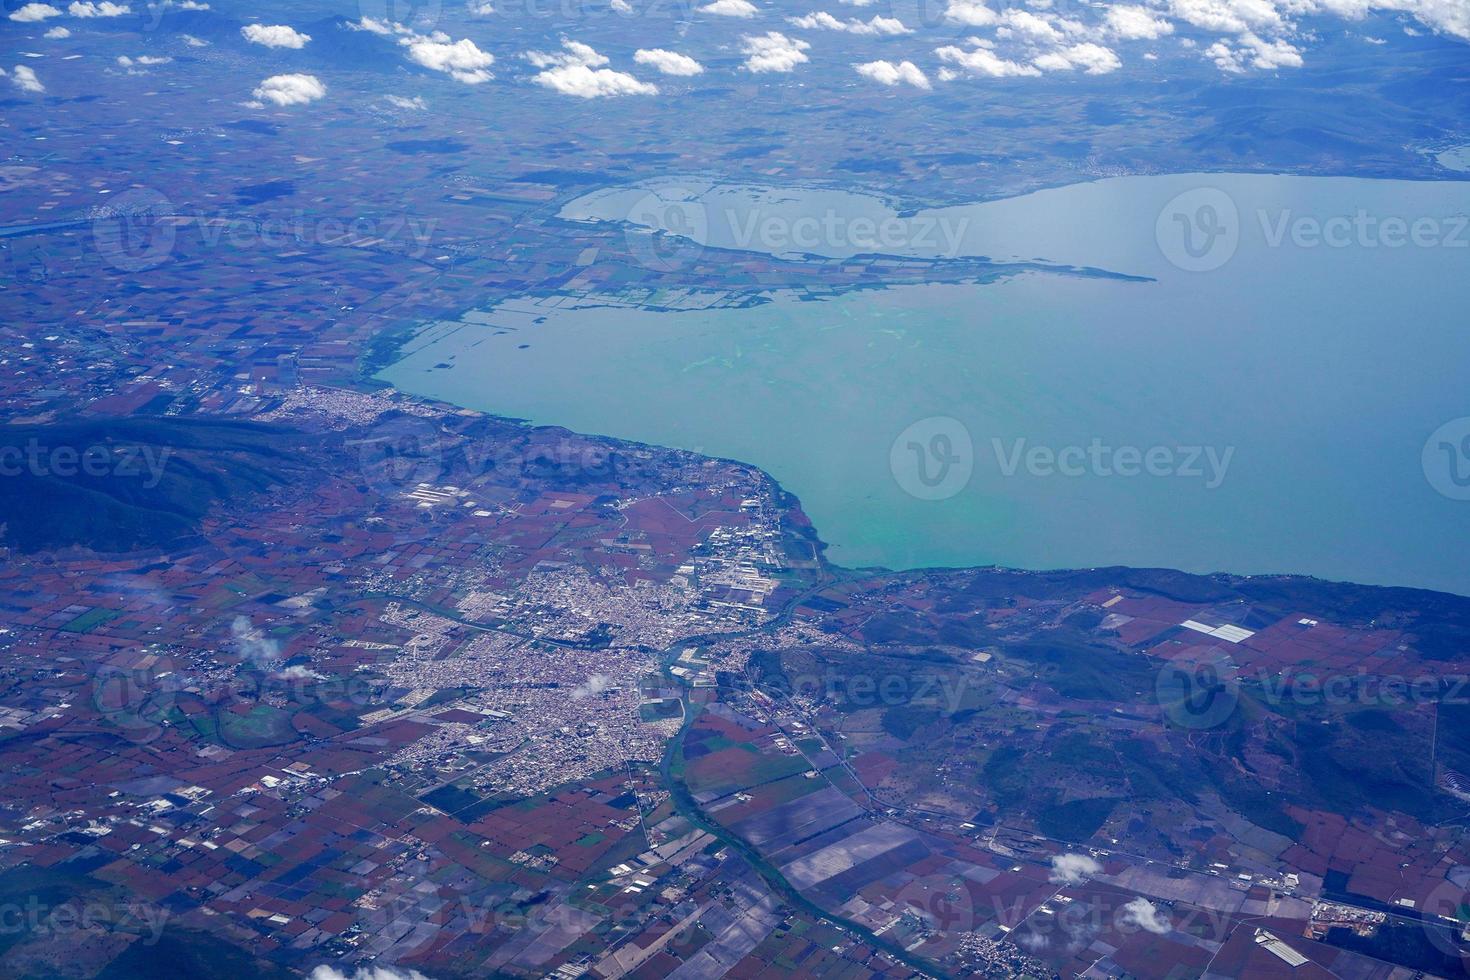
[381,172,1470,596]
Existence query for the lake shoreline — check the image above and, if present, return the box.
[379,172,1470,596]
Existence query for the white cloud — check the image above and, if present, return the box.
[384,93,427,109]
[789,10,909,33]
[996,8,1077,43]
[1106,4,1174,38]
[69,1,131,15]
[534,63,658,96]
[251,72,326,106]
[9,3,62,20]
[308,967,430,980]
[936,42,1042,76]
[944,0,996,25]
[117,54,171,70]
[241,24,312,49]
[1160,0,1470,47]
[1169,0,1282,34]
[181,33,208,45]
[528,39,655,96]
[44,24,70,36]
[944,5,1153,77]
[610,0,631,10]
[854,58,930,87]
[570,673,615,698]
[350,18,495,83]
[789,10,840,28]
[526,38,608,68]
[230,615,282,665]
[404,35,494,83]
[1118,898,1172,935]
[700,0,758,16]
[741,30,811,71]
[7,64,45,92]
[965,0,1470,72]
[1034,41,1122,72]
[1246,32,1303,66]
[1049,853,1102,885]
[634,48,704,75]
[351,15,397,34]
[1205,30,1302,69]
[1394,0,1469,39]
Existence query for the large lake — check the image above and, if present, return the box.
[381,173,1470,596]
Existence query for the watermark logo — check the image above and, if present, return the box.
[890,421,1233,499]
[89,185,437,271]
[1254,670,1469,709]
[724,208,969,257]
[140,0,201,31]
[192,212,437,258]
[1156,187,1239,272]
[1156,656,1240,729]
[91,664,178,744]
[624,188,707,272]
[349,414,445,498]
[1159,186,1468,272]
[890,416,973,501]
[776,670,969,713]
[894,874,976,934]
[92,187,176,273]
[609,0,697,29]
[0,896,169,944]
[992,438,1234,489]
[622,189,971,268]
[911,0,952,29]
[0,440,173,487]
[1419,878,1470,971]
[1258,209,1469,250]
[1155,664,1470,729]
[474,436,643,486]
[1423,417,1470,501]
[358,0,443,30]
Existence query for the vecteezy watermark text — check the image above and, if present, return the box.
[91,188,439,272]
[889,417,1235,501]
[0,896,169,944]
[1157,186,1469,272]
[992,437,1234,489]
[0,440,172,488]
[769,669,969,713]
[1158,658,1470,729]
[623,188,973,272]
[724,208,970,256]
[1257,209,1470,251]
